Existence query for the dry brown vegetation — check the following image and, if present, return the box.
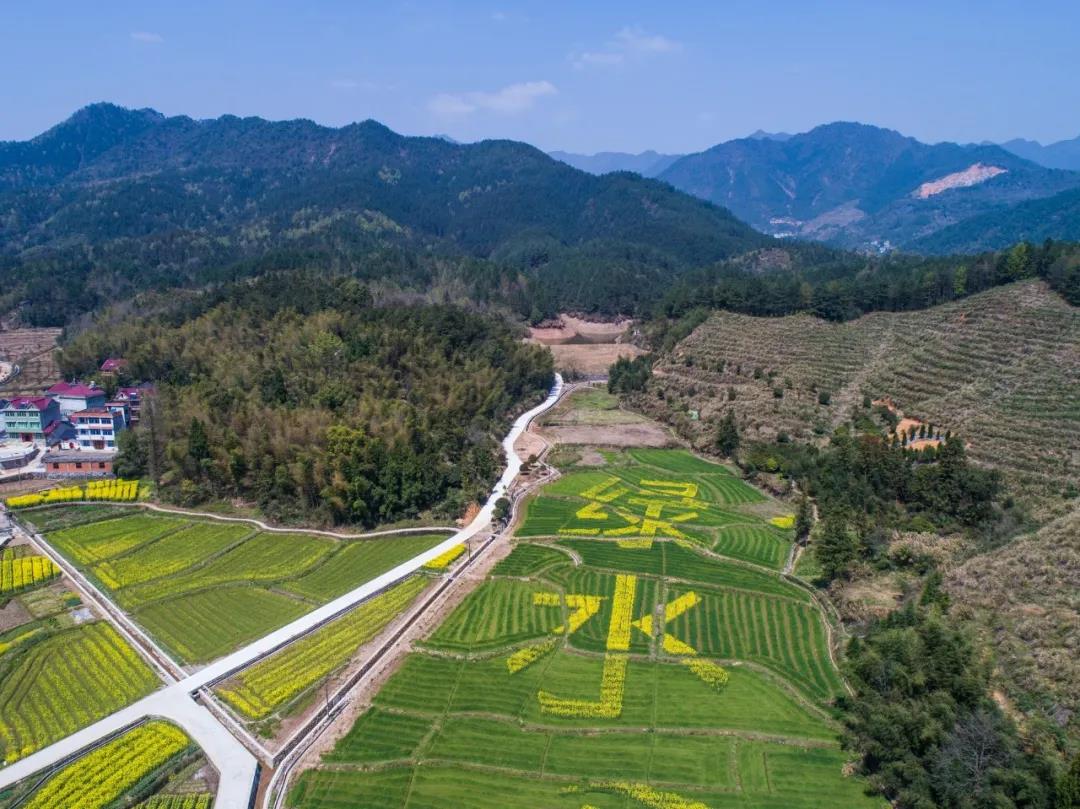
[538,386,671,447]
[527,314,644,376]
[946,508,1080,730]
[0,328,62,396]
[644,280,1079,517]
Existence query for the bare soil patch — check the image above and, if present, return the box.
[545,343,645,376]
[527,315,633,345]
[541,423,671,447]
[0,328,62,396]
[526,313,643,376]
[514,428,547,463]
[0,598,32,632]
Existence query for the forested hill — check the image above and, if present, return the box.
[57,272,554,527]
[0,103,770,325]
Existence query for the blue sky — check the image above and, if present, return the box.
[4,1,1078,152]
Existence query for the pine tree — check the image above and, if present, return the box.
[716,410,740,457]
[794,495,813,541]
[188,417,210,462]
[815,513,860,580]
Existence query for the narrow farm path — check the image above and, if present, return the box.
[34,499,458,540]
[0,375,566,808]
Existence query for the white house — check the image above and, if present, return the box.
[71,408,125,451]
[46,382,107,416]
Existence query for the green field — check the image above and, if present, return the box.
[1,721,205,809]
[134,586,311,663]
[34,507,452,664]
[285,534,446,601]
[517,449,785,572]
[216,576,430,720]
[289,447,880,808]
[0,621,160,764]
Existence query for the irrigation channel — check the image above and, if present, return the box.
[0,374,565,809]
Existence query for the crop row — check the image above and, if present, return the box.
[136,794,214,809]
[0,622,160,763]
[217,576,428,719]
[0,555,60,596]
[93,522,250,591]
[23,721,190,809]
[297,713,880,807]
[49,514,186,566]
[557,539,810,603]
[5,479,139,509]
[423,543,465,570]
[664,586,842,701]
[711,523,789,569]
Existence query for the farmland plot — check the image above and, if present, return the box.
[289,448,881,808]
[2,721,202,809]
[0,622,159,763]
[36,510,451,664]
[518,449,786,570]
[216,576,430,720]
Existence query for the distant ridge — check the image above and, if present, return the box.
[999,134,1080,171]
[548,149,683,178]
[657,121,1080,251]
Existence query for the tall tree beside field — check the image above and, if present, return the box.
[814,512,860,580]
[794,495,813,541]
[715,410,740,457]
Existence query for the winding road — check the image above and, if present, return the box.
[0,374,564,808]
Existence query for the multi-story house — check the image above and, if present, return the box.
[1,397,62,443]
[47,381,107,416]
[112,385,150,424]
[72,408,125,451]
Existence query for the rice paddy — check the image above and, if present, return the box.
[288,447,881,808]
[31,507,450,664]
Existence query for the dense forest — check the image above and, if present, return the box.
[742,433,1007,581]
[842,588,1076,808]
[58,272,553,526]
[651,239,1080,326]
[4,105,1079,332]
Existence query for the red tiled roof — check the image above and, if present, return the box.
[72,409,116,419]
[100,358,127,372]
[47,381,106,397]
[5,396,54,410]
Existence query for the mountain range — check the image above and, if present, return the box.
[998,135,1080,171]
[553,124,1080,253]
[3,104,1080,328]
[0,103,769,324]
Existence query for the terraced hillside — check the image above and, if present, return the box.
[288,449,882,808]
[648,280,1079,516]
[21,507,450,664]
[946,508,1080,726]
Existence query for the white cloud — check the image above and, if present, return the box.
[573,51,624,69]
[571,26,681,69]
[130,31,164,44]
[331,79,359,90]
[614,26,681,54]
[429,80,557,117]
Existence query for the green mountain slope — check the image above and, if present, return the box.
[0,104,770,324]
[908,185,1080,253]
[658,122,1080,251]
